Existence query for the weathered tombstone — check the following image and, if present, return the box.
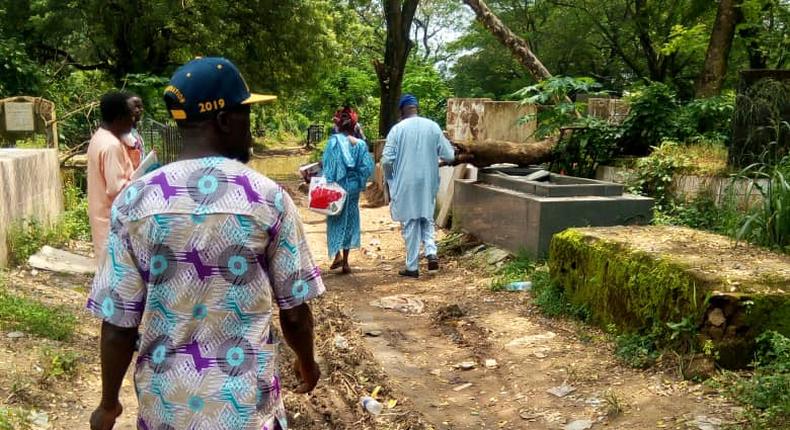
[729,70,790,168]
[0,96,58,148]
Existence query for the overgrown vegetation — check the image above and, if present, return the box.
[722,331,790,428]
[0,276,77,341]
[0,407,31,430]
[5,184,90,266]
[515,78,736,179]
[733,158,790,253]
[489,251,535,291]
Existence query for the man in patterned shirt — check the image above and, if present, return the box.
[87,57,324,430]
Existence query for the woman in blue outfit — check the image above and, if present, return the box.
[322,107,374,274]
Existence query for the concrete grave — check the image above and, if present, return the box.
[452,167,653,258]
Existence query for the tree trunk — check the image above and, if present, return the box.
[696,0,742,98]
[462,0,552,82]
[452,137,557,168]
[375,0,420,138]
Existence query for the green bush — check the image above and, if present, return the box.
[677,92,735,144]
[0,287,77,341]
[729,331,790,428]
[620,82,681,156]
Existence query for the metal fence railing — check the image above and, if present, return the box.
[306,124,325,149]
[138,118,182,165]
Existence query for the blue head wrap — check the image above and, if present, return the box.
[399,94,418,110]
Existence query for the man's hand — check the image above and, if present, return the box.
[292,357,321,393]
[90,402,122,430]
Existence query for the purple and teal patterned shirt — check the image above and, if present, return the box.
[86,157,324,430]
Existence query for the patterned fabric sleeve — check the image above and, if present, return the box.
[267,189,325,310]
[86,210,147,328]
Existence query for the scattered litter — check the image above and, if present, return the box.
[692,415,722,430]
[334,335,349,350]
[360,396,383,415]
[370,295,425,314]
[485,359,498,369]
[457,361,476,370]
[505,281,532,292]
[534,352,548,358]
[386,399,398,409]
[547,383,577,398]
[6,331,25,339]
[585,397,603,407]
[506,332,557,348]
[563,419,593,430]
[453,383,473,392]
[28,410,50,430]
[28,246,96,275]
[369,239,381,247]
[429,369,441,376]
[365,330,383,337]
[30,269,39,276]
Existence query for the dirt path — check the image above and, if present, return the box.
[298,197,739,430]
[0,190,740,429]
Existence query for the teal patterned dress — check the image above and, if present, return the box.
[322,134,374,259]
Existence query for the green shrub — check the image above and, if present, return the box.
[620,82,681,156]
[728,331,790,428]
[0,284,77,341]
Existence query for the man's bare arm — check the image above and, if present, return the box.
[280,303,320,393]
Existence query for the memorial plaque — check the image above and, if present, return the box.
[5,102,35,131]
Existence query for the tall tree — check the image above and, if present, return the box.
[696,0,742,97]
[462,0,552,82]
[375,0,420,137]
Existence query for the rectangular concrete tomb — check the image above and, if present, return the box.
[550,226,790,367]
[452,167,653,258]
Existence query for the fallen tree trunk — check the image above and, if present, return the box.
[452,137,557,168]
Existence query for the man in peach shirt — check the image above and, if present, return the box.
[87,92,142,262]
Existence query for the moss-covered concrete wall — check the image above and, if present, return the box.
[549,226,790,367]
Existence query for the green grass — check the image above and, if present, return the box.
[0,407,31,430]
[39,347,80,382]
[5,184,91,266]
[0,286,77,341]
[490,251,536,291]
[531,269,591,321]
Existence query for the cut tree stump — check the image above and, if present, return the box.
[549,226,790,368]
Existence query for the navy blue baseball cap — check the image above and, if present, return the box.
[164,57,276,122]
